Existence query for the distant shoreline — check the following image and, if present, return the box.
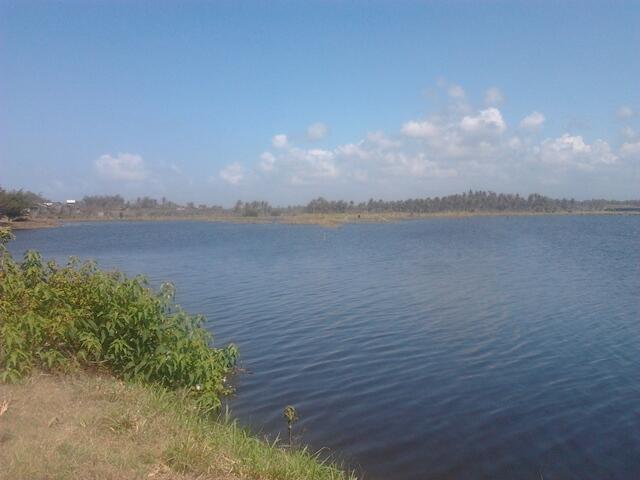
[1,218,62,230]
[4,209,638,231]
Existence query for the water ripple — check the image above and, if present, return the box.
[9,215,640,480]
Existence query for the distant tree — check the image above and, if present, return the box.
[133,196,159,209]
[81,195,125,210]
[0,188,46,219]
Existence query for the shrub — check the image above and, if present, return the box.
[0,230,237,411]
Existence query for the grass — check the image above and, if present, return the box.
[0,372,354,480]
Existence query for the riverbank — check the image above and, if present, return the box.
[0,372,352,480]
[0,218,61,230]
[7,209,638,230]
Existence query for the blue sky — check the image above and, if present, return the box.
[1,0,639,205]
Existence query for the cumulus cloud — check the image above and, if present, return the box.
[366,131,401,149]
[306,122,329,141]
[484,87,505,106]
[536,134,617,171]
[253,127,460,187]
[400,105,512,167]
[218,82,636,200]
[276,146,339,185]
[272,134,289,149]
[219,163,246,185]
[616,105,635,120]
[401,120,440,138]
[520,111,546,130]
[460,108,507,135]
[620,141,640,158]
[259,152,276,172]
[288,148,338,184]
[95,153,147,181]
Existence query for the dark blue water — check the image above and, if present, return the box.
[8,216,640,480]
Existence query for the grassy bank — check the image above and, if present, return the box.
[0,373,351,480]
[0,218,61,230]
[0,229,353,480]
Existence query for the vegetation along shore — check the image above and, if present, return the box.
[0,228,354,480]
[2,186,639,230]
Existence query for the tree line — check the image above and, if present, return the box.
[304,191,640,214]
[2,186,638,220]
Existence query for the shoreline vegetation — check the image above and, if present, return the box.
[2,187,640,230]
[0,229,354,480]
[2,208,639,231]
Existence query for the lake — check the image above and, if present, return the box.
[8,216,640,480]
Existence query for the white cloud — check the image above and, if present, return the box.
[286,148,338,184]
[537,134,617,171]
[95,153,147,181]
[272,134,289,149]
[336,142,371,160]
[448,84,466,99]
[622,126,637,140]
[219,163,246,185]
[256,129,458,186]
[238,83,636,200]
[620,141,640,158]
[259,152,276,171]
[366,131,402,149]
[401,106,514,164]
[484,87,505,106]
[401,120,440,138]
[616,105,635,120]
[260,136,341,185]
[306,122,329,141]
[520,111,546,130]
[460,108,507,135]
[379,151,458,179]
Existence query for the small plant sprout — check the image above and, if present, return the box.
[283,405,299,446]
[0,227,14,246]
[0,228,13,269]
[160,281,176,301]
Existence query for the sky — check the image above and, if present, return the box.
[1,0,639,206]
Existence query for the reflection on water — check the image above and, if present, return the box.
[10,216,640,480]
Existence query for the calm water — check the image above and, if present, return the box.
[9,216,640,480]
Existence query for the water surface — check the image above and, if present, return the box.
[9,216,640,479]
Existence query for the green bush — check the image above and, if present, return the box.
[0,229,237,411]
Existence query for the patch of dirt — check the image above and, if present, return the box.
[0,374,237,480]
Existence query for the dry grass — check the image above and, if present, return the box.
[0,373,353,480]
[0,374,221,480]
[0,218,61,230]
